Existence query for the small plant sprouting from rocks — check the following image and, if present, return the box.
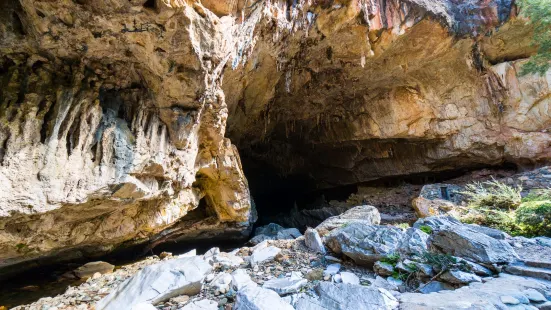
[419,225,433,234]
[421,252,460,272]
[339,221,353,229]
[413,252,471,293]
[380,253,401,267]
[395,223,410,229]
[392,270,409,281]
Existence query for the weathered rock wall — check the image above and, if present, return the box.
[223,0,550,188]
[0,0,254,276]
[1,0,550,276]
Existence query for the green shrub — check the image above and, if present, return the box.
[419,225,433,234]
[461,207,521,236]
[522,189,551,203]
[516,200,551,237]
[381,253,401,266]
[460,184,551,237]
[461,179,522,211]
[518,0,551,76]
[391,270,409,281]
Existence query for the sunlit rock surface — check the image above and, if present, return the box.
[0,0,254,276]
[223,0,550,188]
[0,0,550,275]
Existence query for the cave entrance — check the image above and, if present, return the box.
[242,157,520,231]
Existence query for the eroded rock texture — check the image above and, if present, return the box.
[0,0,254,275]
[0,0,550,275]
[223,0,550,188]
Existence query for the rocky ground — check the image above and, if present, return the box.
[10,204,551,310]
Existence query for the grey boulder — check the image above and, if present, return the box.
[374,261,395,277]
[294,282,398,310]
[417,281,454,294]
[250,223,301,245]
[397,228,429,256]
[262,276,308,296]
[316,205,381,236]
[96,256,211,310]
[304,228,326,254]
[429,225,519,264]
[181,299,218,310]
[235,285,294,310]
[74,261,115,279]
[413,216,461,232]
[250,244,281,266]
[325,223,426,266]
[340,272,360,285]
[231,269,256,291]
[414,216,509,240]
[438,270,482,284]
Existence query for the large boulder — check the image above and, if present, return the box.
[412,197,456,218]
[429,225,519,264]
[235,285,294,310]
[250,243,282,266]
[250,223,302,245]
[413,216,462,232]
[399,274,551,309]
[96,256,212,310]
[414,216,509,240]
[304,228,326,254]
[231,269,256,291]
[397,228,430,256]
[316,206,381,236]
[294,282,398,310]
[262,274,308,296]
[324,223,426,266]
[73,261,115,279]
[181,299,218,310]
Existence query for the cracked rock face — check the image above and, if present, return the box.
[0,0,550,276]
[223,0,550,188]
[0,0,255,276]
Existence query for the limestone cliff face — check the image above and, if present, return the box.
[223,0,550,188]
[0,0,254,275]
[0,0,550,274]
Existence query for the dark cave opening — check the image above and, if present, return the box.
[242,155,521,231]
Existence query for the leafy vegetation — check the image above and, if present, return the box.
[380,253,401,266]
[516,200,551,237]
[522,189,551,202]
[518,0,551,75]
[460,179,551,237]
[461,178,522,211]
[419,225,433,234]
[420,252,466,272]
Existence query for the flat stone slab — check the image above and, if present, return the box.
[262,277,308,296]
[181,299,218,310]
[506,263,551,281]
[250,246,281,266]
[96,256,212,310]
[399,274,551,309]
[429,225,518,264]
[74,261,115,279]
[294,282,398,310]
[235,285,294,310]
